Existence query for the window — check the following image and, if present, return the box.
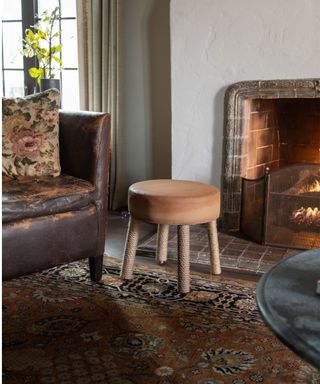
[2,0,79,110]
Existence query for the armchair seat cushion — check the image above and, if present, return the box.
[2,174,95,223]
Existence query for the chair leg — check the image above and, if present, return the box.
[156,224,169,264]
[207,220,221,275]
[120,218,140,280]
[177,225,190,294]
[89,255,103,282]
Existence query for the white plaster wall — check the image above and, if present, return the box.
[171,0,320,187]
[120,0,171,193]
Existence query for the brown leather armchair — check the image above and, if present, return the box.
[2,111,111,281]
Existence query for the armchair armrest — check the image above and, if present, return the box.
[59,111,111,256]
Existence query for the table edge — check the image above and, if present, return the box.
[256,251,320,370]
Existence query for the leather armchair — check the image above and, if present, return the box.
[2,111,111,281]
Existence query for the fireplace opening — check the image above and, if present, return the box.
[221,79,320,249]
[242,97,320,178]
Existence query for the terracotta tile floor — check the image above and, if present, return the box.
[136,225,299,275]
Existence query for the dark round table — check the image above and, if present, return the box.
[256,248,320,369]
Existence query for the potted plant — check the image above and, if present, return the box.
[21,6,62,92]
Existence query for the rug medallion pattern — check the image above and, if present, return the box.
[3,262,319,384]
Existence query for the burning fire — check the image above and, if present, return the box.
[303,179,320,193]
[291,207,320,227]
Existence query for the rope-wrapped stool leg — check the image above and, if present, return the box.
[156,224,169,264]
[207,220,221,275]
[120,218,140,280]
[177,225,190,293]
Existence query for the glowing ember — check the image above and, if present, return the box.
[291,207,320,227]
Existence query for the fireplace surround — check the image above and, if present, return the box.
[221,78,320,248]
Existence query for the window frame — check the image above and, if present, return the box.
[2,0,78,97]
[21,0,38,95]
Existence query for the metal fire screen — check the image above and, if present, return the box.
[241,164,320,249]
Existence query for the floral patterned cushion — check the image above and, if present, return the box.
[2,88,61,177]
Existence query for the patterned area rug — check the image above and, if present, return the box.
[137,226,298,275]
[3,258,318,384]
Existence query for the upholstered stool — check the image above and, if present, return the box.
[120,179,221,293]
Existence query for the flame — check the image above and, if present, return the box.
[291,206,320,227]
[302,179,320,193]
[308,180,320,192]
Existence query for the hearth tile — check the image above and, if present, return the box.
[258,261,275,273]
[222,252,243,260]
[220,257,239,268]
[246,243,268,252]
[196,252,211,263]
[240,250,264,261]
[238,258,259,271]
[229,237,250,245]
[218,240,233,250]
[263,248,290,257]
[263,250,287,259]
[224,243,248,252]
[190,244,208,253]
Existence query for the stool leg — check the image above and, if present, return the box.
[207,220,221,275]
[177,225,190,294]
[120,218,140,280]
[156,224,169,264]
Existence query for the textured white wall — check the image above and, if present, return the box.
[120,0,171,193]
[171,0,320,187]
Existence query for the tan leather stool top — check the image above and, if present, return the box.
[129,179,220,225]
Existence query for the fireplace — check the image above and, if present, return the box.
[221,79,320,249]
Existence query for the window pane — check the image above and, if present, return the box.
[61,19,78,68]
[61,0,76,17]
[2,22,23,68]
[61,70,79,110]
[37,0,59,16]
[2,0,21,20]
[4,70,25,97]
